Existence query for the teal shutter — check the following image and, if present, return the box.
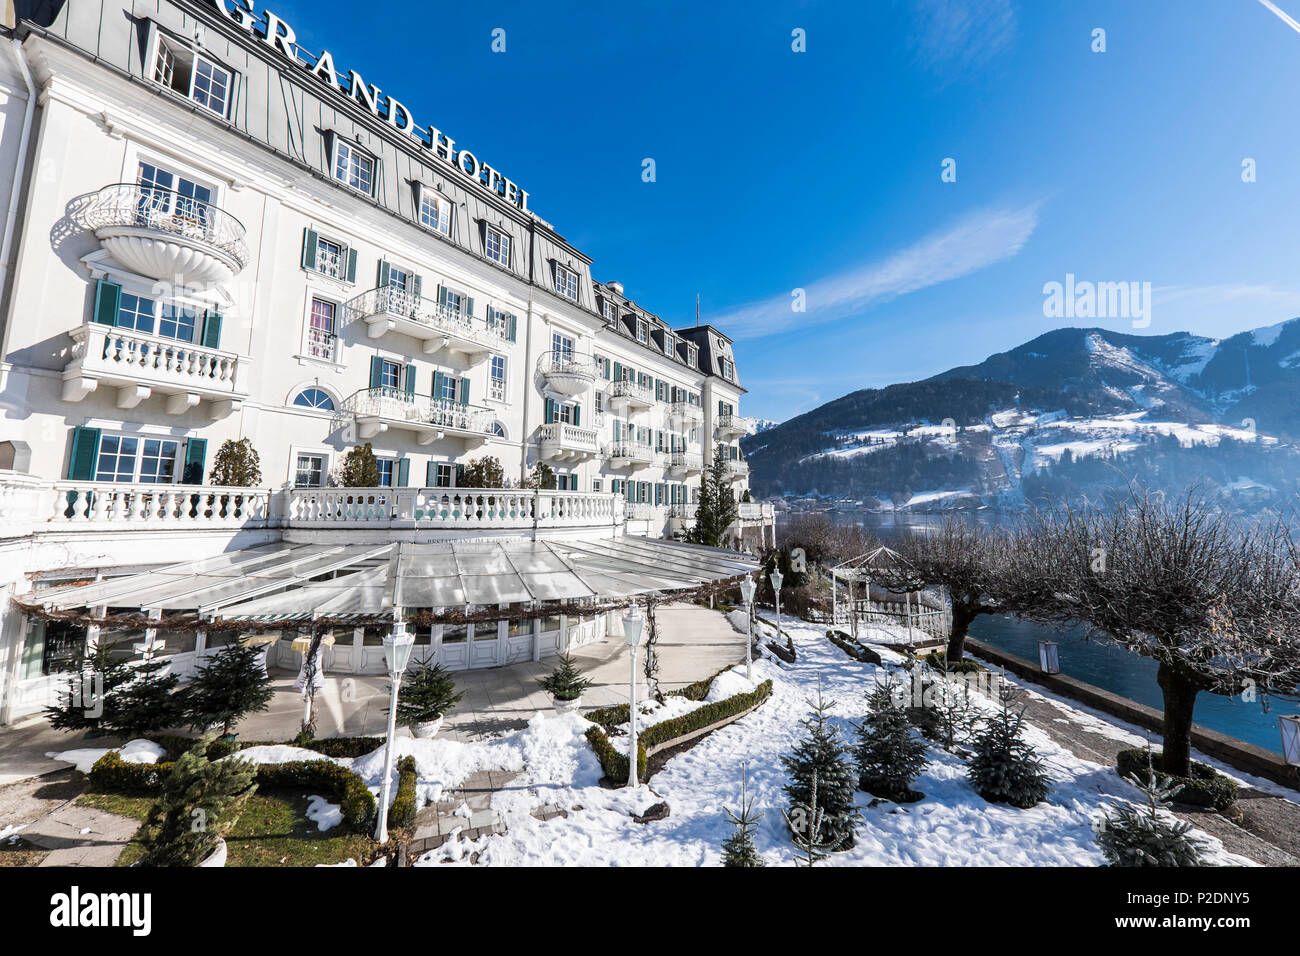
[426,461,437,486]
[182,438,207,485]
[346,247,358,283]
[613,361,622,382]
[573,404,580,427]
[67,426,100,480]
[404,364,416,396]
[200,311,223,349]
[92,280,120,326]
[507,313,517,342]
[369,356,383,389]
[459,377,469,405]
[301,228,318,270]
[465,297,475,319]
[412,275,422,298]
[397,458,410,486]
[437,285,448,310]
[432,371,444,400]
[377,260,391,288]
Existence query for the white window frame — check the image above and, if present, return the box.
[297,291,344,367]
[149,29,236,119]
[636,319,648,344]
[311,233,351,281]
[93,430,182,485]
[289,445,333,488]
[554,263,579,301]
[484,225,511,266]
[417,185,453,237]
[333,137,376,196]
[488,354,508,403]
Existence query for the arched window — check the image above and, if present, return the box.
[489,422,506,438]
[293,387,334,411]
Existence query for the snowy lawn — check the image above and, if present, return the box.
[412,617,1253,867]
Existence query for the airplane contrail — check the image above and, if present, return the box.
[1258,0,1300,35]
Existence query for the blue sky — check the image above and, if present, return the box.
[264,0,1300,421]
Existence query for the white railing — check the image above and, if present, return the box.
[345,286,507,348]
[725,460,750,479]
[668,502,698,521]
[736,502,774,520]
[285,488,624,529]
[610,379,652,404]
[716,414,747,436]
[50,483,272,529]
[537,422,599,454]
[608,441,654,463]
[537,351,598,381]
[670,451,703,472]
[69,325,244,396]
[306,327,338,362]
[669,401,703,423]
[343,387,496,435]
[624,502,661,521]
[80,183,249,268]
[0,471,49,539]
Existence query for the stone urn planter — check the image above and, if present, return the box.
[552,695,583,714]
[197,838,227,868]
[411,715,444,739]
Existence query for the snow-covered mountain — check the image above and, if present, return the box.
[740,416,780,436]
[742,322,1300,510]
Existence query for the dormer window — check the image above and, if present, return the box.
[333,138,376,195]
[686,344,699,368]
[720,357,734,381]
[636,319,648,344]
[152,33,233,118]
[418,187,452,237]
[554,263,579,301]
[663,332,676,356]
[601,298,616,321]
[485,225,511,266]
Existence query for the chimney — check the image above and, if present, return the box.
[607,281,624,296]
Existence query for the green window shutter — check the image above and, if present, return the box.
[544,398,554,424]
[369,356,383,389]
[92,280,120,326]
[573,404,580,427]
[183,437,208,485]
[426,461,437,486]
[412,275,422,298]
[465,297,475,319]
[200,311,223,349]
[432,370,444,400]
[346,247,358,283]
[301,228,318,270]
[437,285,448,309]
[507,313,517,342]
[67,426,100,480]
[455,463,466,487]
[377,260,391,288]
[613,361,622,382]
[397,457,410,487]
[404,364,417,395]
[458,377,470,405]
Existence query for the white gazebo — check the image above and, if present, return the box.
[829,546,950,650]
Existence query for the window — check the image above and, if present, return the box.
[489,422,506,437]
[686,344,698,368]
[484,226,510,266]
[307,297,337,361]
[379,360,402,390]
[595,392,605,415]
[152,34,233,118]
[137,162,212,228]
[636,319,648,344]
[293,387,334,411]
[387,266,410,292]
[489,355,507,402]
[663,333,675,356]
[158,304,197,343]
[551,332,574,358]
[720,358,734,381]
[116,293,156,333]
[375,458,395,487]
[333,139,375,195]
[432,463,454,487]
[419,189,452,236]
[601,298,615,321]
[94,434,179,484]
[295,454,326,487]
[436,373,457,402]
[554,263,578,300]
[314,236,346,279]
[595,355,609,379]
[443,288,466,317]
[592,478,603,493]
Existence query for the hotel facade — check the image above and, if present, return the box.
[0,1,772,720]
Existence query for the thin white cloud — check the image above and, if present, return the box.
[908,0,1018,78]
[716,202,1041,341]
[1257,0,1300,36]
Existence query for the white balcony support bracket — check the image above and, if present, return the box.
[209,399,242,421]
[365,317,395,339]
[359,420,388,439]
[61,375,98,402]
[166,391,201,415]
[116,384,151,409]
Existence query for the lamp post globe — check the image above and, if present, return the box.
[738,576,756,680]
[622,604,645,788]
[375,620,415,844]
[770,568,784,644]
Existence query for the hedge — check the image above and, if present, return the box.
[583,679,774,784]
[388,756,419,829]
[1116,748,1239,811]
[90,751,378,833]
[826,630,883,666]
[150,734,385,762]
[585,664,739,730]
[924,651,982,675]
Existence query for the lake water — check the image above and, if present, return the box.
[782,508,1296,755]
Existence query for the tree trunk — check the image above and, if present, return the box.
[1155,661,1199,777]
[946,605,975,661]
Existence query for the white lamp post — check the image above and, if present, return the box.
[374,619,415,844]
[622,603,645,788]
[739,575,756,680]
[1280,715,1300,768]
[1038,641,1060,675]
[770,568,783,643]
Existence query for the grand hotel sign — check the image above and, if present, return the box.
[205,0,531,212]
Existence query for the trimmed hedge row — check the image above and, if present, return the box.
[90,751,378,833]
[388,756,419,829]
[826,630,883,666]
[1116,748,1239,811]
[150,734,385,762]
[585,664,740,730]
[583,679,774,784]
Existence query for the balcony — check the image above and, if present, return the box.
[667,501,698,532]
[81,183,250,285]
[716,414,747,440]
[61,323,247,418]
[736,502,775,521]
[725,460,750,481]
[343,387,496,447]
[537,351,597,397]
[669,401,703,428]
[607,441,654,470]
[668,451,703,477]
[537,422,600,462]
[608,379,653,413]
[624,502,663,521]
[344,287,508,360]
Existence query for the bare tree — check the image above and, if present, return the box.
[1013,488,1300,777]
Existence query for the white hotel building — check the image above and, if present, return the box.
[0,1,773,721]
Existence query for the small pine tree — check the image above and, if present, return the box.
[537,654,594,701]
[44,633,134,734]
[782,769,849,865]
[1095,748,1209,867]
[927,657,983,750]
[856,677,929,802]
[140,741,257,867]
[721,765,765,867]
[183,642,274,737]
[967,686,1051,808]
[461,456,505,488]
[396,661,465,726]
[109,654,186,739]
[209,438,262,486]
[781,682,858,851]
[337,442,380,487]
